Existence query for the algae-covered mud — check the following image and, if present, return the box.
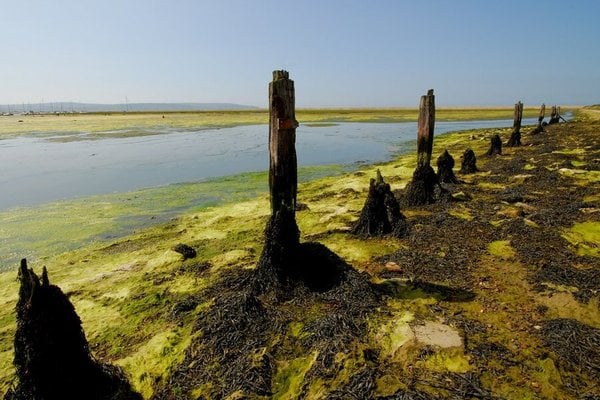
[0,109,598,399]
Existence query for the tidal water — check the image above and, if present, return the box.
[0,118,537,210]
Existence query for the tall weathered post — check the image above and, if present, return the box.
[406,89,439,206]
[507,101,523,147]
[532,103,546,134]
[549,105,559,124]
[255,70,300,292]
[269,70,298,215]
[417,89,435,168]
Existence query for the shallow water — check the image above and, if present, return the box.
[0,118,537,210]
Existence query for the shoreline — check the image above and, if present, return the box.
[1,112,597,398]
[0,118,542,270]
[0,107,575,140]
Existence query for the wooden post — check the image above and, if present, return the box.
[417,89,435,168]
[406,89,438,206]
[549,105,559,124]
[532,103,546,134]
[269,70,298,215]
[513,101,523,132]
[507,101,523,147]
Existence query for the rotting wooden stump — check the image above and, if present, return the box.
[549,105,562,124]
[507,101,523,147]
[532,103,545,134]
[460,148,478,174]
[352,170,408,238]
[406,89,439,206]
[255,70,300,292]
[5,259,141,400]
[437,150,459,184]
[487,134,503,156]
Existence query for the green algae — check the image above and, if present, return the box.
[374,311,415,360]
[449,207,474,221]
[562,222,600,257]
[272,352,318,400]
[116,327,193,399]
[488,240,517,260]
[419,348,470,373]
[0,165,349,271]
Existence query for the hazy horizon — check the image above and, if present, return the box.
[1,0,599,107]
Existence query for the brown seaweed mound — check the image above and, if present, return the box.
[352,170,408,238]
[405,165,439,206]
[4,260,141,400]
[459,148,478,174]
[436,150,459,184]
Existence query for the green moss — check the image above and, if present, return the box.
[562,222,600,257]
[272,352,318,400]
[478,182,506,190]
[557,168,600,186]
[449,207,474,221]
[419,348,470,373]
[552,148,586,155]
[289,322,305,338]
[488,240,517,259]
[531,358,564,399]
[116,327,193,399]
[374,375,404,397]
[318,234,402,264]
[373,310,415,360]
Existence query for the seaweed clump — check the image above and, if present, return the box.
[152,242,380,399]
[4,259,141,400]
[486,134,502,156]
[459,148,478,174]
[405,165,439,206]
[352,170,408,238]
[436,150,459,184]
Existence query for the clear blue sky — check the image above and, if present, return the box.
[1,0,598,107]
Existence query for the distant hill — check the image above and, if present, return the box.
[0,102,258,113]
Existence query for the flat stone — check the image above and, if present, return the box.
[413,321,463,348]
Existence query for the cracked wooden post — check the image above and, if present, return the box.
[417,89,435,168]
[406,89,439,206]
[269,70,299,215]
[507,101,523,147]
[533,103,546,133]
[255,70,301,292]
[549,105,559,124]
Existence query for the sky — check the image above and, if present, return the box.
[0,0,599,107]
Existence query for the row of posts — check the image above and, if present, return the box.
[268,70,563,214]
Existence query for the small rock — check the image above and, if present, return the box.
[384,262,402,272]
[533,325,542,330]
[172,243,196,260]
[452,191,472,201]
